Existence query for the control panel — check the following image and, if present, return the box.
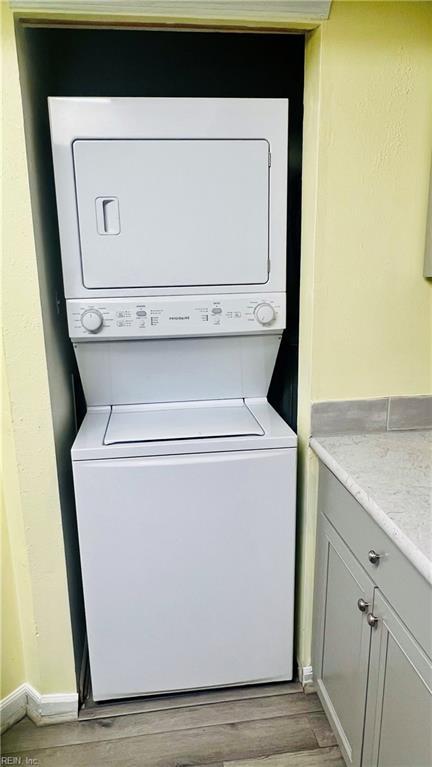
[67,293,285,340]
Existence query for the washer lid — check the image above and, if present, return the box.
[104,399,264,445]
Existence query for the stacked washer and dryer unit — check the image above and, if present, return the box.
[49,97,297,702]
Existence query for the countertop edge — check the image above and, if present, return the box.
[310,436,432,586]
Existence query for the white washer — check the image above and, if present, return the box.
[73,399,296,701]
[49,97,297,702]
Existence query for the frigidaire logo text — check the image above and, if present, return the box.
[169,315,190,320]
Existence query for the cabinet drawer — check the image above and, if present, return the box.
[318,464,432,658]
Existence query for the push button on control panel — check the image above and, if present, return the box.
[211,307,223,314]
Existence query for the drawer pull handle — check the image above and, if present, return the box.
[357,598,369,612]
[367,613,379,628]
[368,550,381,565]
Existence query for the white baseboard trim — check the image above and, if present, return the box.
[0,684,27,734]
[1,684,78,732]
[26,684,78,726]
[298,664,314,687]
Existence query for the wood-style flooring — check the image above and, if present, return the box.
[2,682,344,766]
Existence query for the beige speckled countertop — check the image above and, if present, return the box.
[310,431,432,584]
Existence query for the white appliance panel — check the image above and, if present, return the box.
[73,447,296,700]
[104,400,264,444]
[73,139,269,289]
[67,293,285,340]
[74,335,282,406]
[49,98,288,298]
[71,399,298,461]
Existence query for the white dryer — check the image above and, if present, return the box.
[49,97,297,701]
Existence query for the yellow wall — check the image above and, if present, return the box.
[310,1,432,402]
[1,2,76,697]
[1,0,431,698]
[1,494,26,698]
[296,0,432,669]
[1,361,27,699]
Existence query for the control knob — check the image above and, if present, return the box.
[254,302,276,326]
[81,309,104,334]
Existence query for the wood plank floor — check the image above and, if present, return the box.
[2,683,344,767]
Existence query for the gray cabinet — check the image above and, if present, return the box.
[313,464,432,767]
[363,591,432,767]
[313,514,374,766]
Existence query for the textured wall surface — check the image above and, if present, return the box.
[2,2,76,698]
[1,491,26,698]
[307,1,432,402]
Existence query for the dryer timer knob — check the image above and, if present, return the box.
[254,303,276,326]
[81,309,104,334]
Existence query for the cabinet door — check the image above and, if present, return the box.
[313,513,374,767]
[363,590,432,767]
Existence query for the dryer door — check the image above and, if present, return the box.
[73,139,270,289]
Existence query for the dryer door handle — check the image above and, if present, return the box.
[96,197,120,235]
